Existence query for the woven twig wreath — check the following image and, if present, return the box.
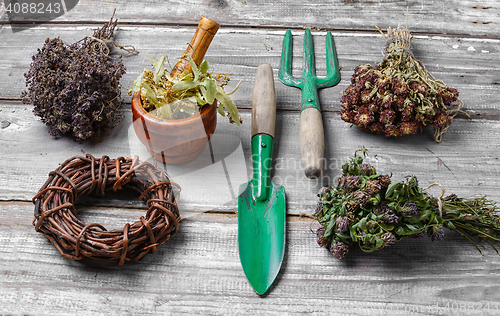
[32,154,181,265]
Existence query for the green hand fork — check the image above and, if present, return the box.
[278,29,341,179]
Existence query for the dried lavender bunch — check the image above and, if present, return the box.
[315,148,500,259]
[340,26,467,143]
[21,18,129,141]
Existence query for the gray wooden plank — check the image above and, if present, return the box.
[1,202,500,315]
[1,25,499,115]
[1,101,500,214]
[1,1,500,315]
[1,0,499,36]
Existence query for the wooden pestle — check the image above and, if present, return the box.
[170,17,220,77]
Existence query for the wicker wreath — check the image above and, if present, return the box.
[32,154,181,265]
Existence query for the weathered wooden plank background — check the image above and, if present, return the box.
[1,0,498,36]
[1,0,500,315]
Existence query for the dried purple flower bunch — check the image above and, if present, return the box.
[21,14,134,141]
[340,26,467,143]
[315,148,500,259]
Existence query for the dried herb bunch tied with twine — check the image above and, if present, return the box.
[32,154,180,265]
[340,26,468,142]
[315,148,500,260]
[22,13,136,141]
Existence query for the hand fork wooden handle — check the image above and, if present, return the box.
[278,29,341,179]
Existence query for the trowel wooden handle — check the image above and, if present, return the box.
[300,108,324,179]
[170,16,220,77]
[252,63,276,138]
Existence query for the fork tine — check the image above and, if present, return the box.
[302,28,316,77]
[317,31,341,88]
[278,29,303,88]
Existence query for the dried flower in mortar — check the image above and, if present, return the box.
[315,148,500,259]
[22,13,134,141]
[340,26,468,142]
[128,54,241,124]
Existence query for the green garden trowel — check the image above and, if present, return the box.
[238,63,286,295]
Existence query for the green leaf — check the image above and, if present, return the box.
[181,72,194,81]
[194,89,208,106]
[216,85,240,125]
[141,83,159,106]
[444,221,456,230]
[164,71,175,83]
[217,102,225,116]
[201,78,217,104]
[385,181,402,200]
[405,224,419,232]
[358,217,368,231]
[395,226,405,236]
[405,209,431,224]
[187,55,200,82]
[147,55,158,65]
[337,232,351,240]
[379,222,394,231]
[141,83,172,119]
[339,203,347,216]
[348,164,359,175]
[131,70,145,93]
[322,213,332,223]
[324,218,336,238]
[200,60,209,74]
[350,226,358,242]
[359,234,383,252]
[370,193,381,206]
[342,162,349,175]
[172,80,201,91]
[149,55,165,85]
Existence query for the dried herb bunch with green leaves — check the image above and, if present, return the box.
[315,148,500,260]
[340,26,468,143]
[129,54,241,124]
[22,14,134,141]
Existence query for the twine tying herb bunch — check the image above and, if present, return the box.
[129,54,241,124]
[315,148,500,260]
[340,26,469,143]
[22,11,136,141]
